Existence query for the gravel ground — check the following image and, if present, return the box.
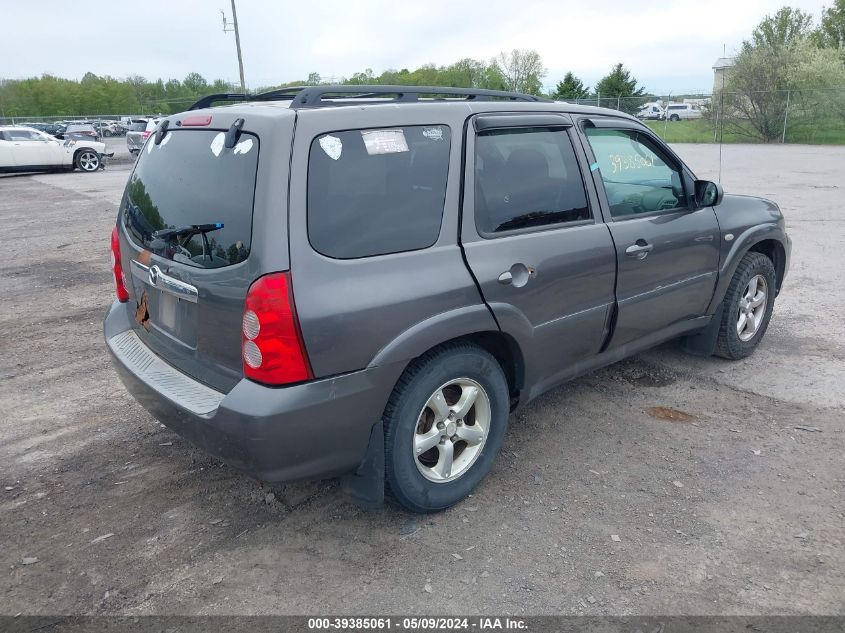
[0,144,842,616]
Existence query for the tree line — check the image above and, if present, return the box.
[0,48,652,118]
[0,72,237,118]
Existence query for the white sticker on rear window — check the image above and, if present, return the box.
[423,127,444,141]
[233,138,254,155]
[361,129,408,155]
[210,132,225,157]
[318,134,342,160]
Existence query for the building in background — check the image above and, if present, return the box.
[713,57,736,92]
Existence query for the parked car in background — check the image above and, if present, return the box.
[61,123,102,142]
[126,118,160,155]
[43,122,66,136]
[105,85,790,513]
[636,102,665,120]
[95,120,125,137]
[0,125,113,173]
[664,103,703,121]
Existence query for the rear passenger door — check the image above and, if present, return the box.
[461,114,617,397]
[579,119,720,348]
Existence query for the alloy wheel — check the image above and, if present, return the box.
[413,378,491,483]
[737,274,768,341]
[78,151,99,171]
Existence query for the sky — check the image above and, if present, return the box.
[0,0,831,93]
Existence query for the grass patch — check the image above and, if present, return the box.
[645,119,845,145]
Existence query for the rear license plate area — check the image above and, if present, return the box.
[146,287,198,348]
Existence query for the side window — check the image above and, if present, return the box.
[474,127,590,234]
[7,130,40,141]
[584,127,687,218]
[308,125,451,259]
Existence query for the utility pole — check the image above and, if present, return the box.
[221,1,246,93]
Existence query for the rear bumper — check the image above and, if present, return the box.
[104,301,402,482]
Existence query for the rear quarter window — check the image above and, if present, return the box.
[307,125,451,259]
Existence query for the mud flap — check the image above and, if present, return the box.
[680,301,724,356]
[339,421,384,510]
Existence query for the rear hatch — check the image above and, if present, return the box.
[126,121,150,149]
[116,123,261,392]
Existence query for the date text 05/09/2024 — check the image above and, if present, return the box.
[307,617,528,630]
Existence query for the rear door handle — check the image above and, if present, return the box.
[625,240,653,259]
[498,263,535,287]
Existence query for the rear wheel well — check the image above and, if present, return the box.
[748,239,786,294]
[411,332,525,409]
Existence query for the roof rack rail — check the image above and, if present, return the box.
[188,93,249,111]
[289,85,548,108]
[252,87,310,102]
[187,85,549,112]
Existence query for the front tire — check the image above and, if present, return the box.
[74,149,100,172]
[715,251,777,360]
[384,343,509,513]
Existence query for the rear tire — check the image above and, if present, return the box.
[384,343,509,513]
[715,251,777,360]
[670,114,680,121]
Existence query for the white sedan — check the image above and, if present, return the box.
[0,126,113,173]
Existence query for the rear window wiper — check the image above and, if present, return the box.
[153,223,224,241]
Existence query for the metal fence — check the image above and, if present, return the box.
[0,114,158,126]
[566,88,845,144]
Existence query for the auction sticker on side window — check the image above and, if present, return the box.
[361,129,409,155]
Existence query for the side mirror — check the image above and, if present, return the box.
[695,180,723,208]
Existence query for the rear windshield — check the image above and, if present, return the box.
[121,129,259,269]
[307,125,451,259]
[129,121,147,131]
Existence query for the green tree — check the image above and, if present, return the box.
[494,49,546,95]
[595,63,646,112]
[752,6,815,50]
[721,6,845,142]
[182,72,208,94]
[552,72,590,100]
[816,0,845,49]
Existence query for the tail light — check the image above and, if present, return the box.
[242,272,313,385]
[142,131,152,139]
[110,226,129,303]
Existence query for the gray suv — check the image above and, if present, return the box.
[105,86,791,513]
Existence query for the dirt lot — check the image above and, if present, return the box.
[1,144,843,616]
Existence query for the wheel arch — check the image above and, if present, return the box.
[73,146,99,163]
[368,305,526,408]
[707,227,789,314]
[748,239,787,295]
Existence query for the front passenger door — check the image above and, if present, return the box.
[581,122,720,348]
